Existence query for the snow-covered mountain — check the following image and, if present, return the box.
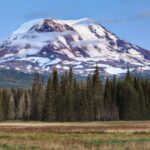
[0,18,150,76]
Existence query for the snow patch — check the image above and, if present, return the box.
[105,66,134,75]
[13,19,44,35]
[74,65,84,69]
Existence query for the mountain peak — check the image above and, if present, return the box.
[0,18,150,76]
[12,18,96,35]
[12,19,44,35]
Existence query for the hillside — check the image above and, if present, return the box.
[0,18,150,76]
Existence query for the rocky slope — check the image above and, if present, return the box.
[0,18,150,76]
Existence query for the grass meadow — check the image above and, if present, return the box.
[0,121,149,149]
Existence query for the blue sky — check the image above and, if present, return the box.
[0,0,150,49]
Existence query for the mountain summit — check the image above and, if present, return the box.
[0,18,150,76]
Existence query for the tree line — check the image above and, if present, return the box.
[0,66,149,121]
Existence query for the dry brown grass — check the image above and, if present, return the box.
[0,121,150,133]
[0,121,149,149]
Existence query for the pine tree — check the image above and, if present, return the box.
[116,80,124,120]
[30,73,43,120]
[18,94,26,120]
[8,94,15,120]
[68,67,74,121]
[120,83,139,120]
[86,74,94,121]
[125,66,132,84]
[104,78,112,120]
[60,74,67,121]
[79,82,88,121]
[112,76,119,120]
[92,65,104,120]
[43,77,56,121]
[24,90,30,120]
[2,89,10,120]
[52,68,59,121]
[73,77,80,121]
[37,76,45,120]
[145,80,150,119]
[135,79,146,120]
[0,90,4,120]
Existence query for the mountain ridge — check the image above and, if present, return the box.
[0,18,150,76]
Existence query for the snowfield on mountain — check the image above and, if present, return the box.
[0,18,150,76]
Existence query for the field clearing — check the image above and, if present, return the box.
[0,121,150,149]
